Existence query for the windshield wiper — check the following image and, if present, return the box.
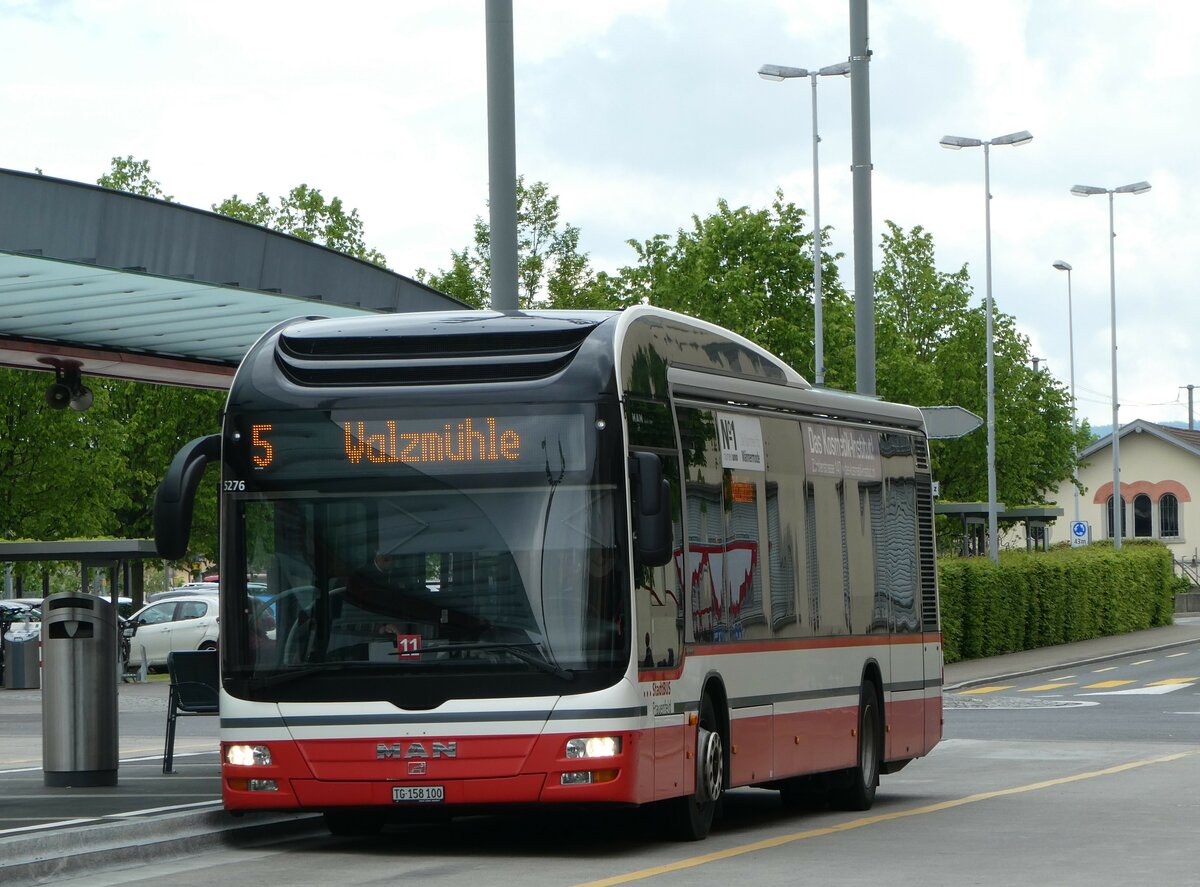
[246,661,378,690]
[424,641,575,681]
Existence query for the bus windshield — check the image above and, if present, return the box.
[228,476,628,697]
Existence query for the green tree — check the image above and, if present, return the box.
[97,380,223,561]
[214,184,387,266]
[610,191,855,388]
[872,221,1086,507]
[418,176,594,309]
[97,156,173,201]
[0,368,124,543]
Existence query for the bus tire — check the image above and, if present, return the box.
[832,681,881,811]
[669,694,724,841]
[323,810,383,836]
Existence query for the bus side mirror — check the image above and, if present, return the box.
[154,434,221,561]
[630,453,672,568]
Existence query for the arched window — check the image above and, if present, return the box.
[1160,494,1180,538]
[1133,494,1153,537]
[1106,495,1128,539]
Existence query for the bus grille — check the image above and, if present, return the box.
[275,327,593,386]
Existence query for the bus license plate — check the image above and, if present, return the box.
[392,785,444,804]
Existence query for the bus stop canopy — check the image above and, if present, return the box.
[0,168,465,389]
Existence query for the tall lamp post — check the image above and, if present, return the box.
[758,61,850,387]
[1052,260,1081,525]
[940,130,1033,562]
[1070,181,1152,549]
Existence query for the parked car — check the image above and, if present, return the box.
[146,583,219,604]
[122,593,219,669]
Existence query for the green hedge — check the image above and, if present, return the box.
[938,541,1175,664]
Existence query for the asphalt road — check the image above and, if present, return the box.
[946,640,1200,742]
[21,639,1200,887]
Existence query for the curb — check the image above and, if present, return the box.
[0,806,322,886]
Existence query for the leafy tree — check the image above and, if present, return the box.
[97,156,173,201]
[418,176,594,309]
[872,221,1087,507]
[97,380,223,561]
[214,185,387,266]
[610,191,855,389]
[0,368,124,543]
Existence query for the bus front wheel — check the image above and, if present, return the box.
[668,694,724,841]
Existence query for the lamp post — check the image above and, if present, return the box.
[939,130,1033,562]
[1052,260,1080,525]
[758,61,850,386]
[1070,181,1152,549]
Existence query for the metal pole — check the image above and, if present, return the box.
[485,0,518,311]
[810,73,825,386]
[849,0,875,396]
[1189,385,1195,431]
[982,142,998,561]
[1066,268,1080,524]
[1108,190,1122,548]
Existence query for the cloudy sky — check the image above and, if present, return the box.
[2,0,1195,429]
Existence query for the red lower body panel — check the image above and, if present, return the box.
[222,698,938,811]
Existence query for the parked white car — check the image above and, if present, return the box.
[123,594,219,668]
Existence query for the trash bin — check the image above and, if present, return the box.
[41,593,118,787]
[3,627,40,689]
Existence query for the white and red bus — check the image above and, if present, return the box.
[155,306,942,839]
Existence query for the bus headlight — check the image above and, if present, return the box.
[565,736,622,759]
[226,744,272,767]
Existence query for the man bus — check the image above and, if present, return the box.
[155,306,942,839]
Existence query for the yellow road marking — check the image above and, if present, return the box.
[1020,682,1077,692]
[574,749,1200,887]
[1092,666,1118,673]
[956,685,1015,695]
[1083,680,1136,689]
[1148,678,1199,686]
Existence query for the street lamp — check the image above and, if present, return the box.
[1052,260,1080,526]
[1071,181,1152,549]
[939,130,1033,561]
[758,61,851,387]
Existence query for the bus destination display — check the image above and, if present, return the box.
[241,412,587,477]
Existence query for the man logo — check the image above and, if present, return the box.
[408,761,427,776]
[376,741,458,760]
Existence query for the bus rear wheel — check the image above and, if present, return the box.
[668,694,724,841]
[831,681,881,811]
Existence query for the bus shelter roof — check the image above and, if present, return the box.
[0,168,465,389]
[0,540,159,566]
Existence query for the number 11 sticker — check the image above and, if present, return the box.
[396,634,422,659]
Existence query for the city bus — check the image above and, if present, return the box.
[154,306,942,840]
